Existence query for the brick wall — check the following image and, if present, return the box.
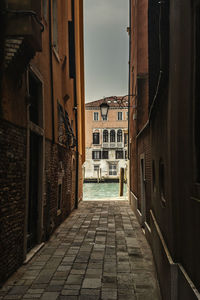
[0,130,78,285]
[137,128,151,224]
[0,119,26,285]
[43,140,76,240]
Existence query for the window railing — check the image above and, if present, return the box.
[102,142,123,148]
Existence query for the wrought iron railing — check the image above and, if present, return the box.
[58,103,76,148]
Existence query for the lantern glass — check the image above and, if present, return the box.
[100,103,109,118]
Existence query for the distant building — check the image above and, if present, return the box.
[84,97,128,182]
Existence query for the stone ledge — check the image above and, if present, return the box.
[24,243,45,265]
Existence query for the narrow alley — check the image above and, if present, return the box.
[0,201,160,300]
[1,0,200,299]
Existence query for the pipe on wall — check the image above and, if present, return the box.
[71,0,79,209]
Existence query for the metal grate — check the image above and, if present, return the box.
[58,103,76,148]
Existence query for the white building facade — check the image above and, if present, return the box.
[84,97,128,182]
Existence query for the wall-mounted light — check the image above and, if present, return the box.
[110,94,137,108]
[100,102,109,119]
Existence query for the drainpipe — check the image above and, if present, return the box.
[127,0,132,203]
[71,0,79,209]
[49,0,55,143]
[74,83,79,209]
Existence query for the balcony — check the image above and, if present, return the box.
[102,142,123,148]
[5,12,42,51]
[3,0,43,71]
[5,0,42,51]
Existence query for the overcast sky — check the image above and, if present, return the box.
[84,0,129,103]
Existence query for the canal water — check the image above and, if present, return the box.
[83,182,127,200]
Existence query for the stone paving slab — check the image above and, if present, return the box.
[0,201,161,300]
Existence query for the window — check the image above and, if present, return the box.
[126,111,129,120]
[102,151,109,159]
[117,129,122,142]
[109,164,117,175]
[103,130,108,142]
[125,151,128,159]
[94,112,99,121]
[93,132,100,144]
[94,165,99,171]
[53,0,58,50]
[92,151,101,160]
[102,115,107,121]
[116,150,123,159]
[117,112,123,120]
[110,130,115,142]
[124,133,128,145]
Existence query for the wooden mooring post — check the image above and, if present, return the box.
[119,168,124,196]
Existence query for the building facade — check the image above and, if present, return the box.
[129,0,200,299]
[84,97,128,182]
[128,0,151,227]
[0,0,85,285]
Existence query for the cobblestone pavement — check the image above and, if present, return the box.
[0,201,161,300]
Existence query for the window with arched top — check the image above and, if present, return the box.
[93,132,100,144]
[110,130,115,142]
[117,129,122,142]
[103,130,108,142]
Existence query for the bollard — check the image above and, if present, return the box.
[119,168,124,196]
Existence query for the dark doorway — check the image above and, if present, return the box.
[27,132,40,252]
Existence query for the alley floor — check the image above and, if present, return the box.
[0,201,161,300]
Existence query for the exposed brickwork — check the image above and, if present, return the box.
[130,139,137,194]
[137,128,151,224]
[0,126,79,286]
[44,140,76,240]
[0,119,26,285]
[129,0,150,207]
